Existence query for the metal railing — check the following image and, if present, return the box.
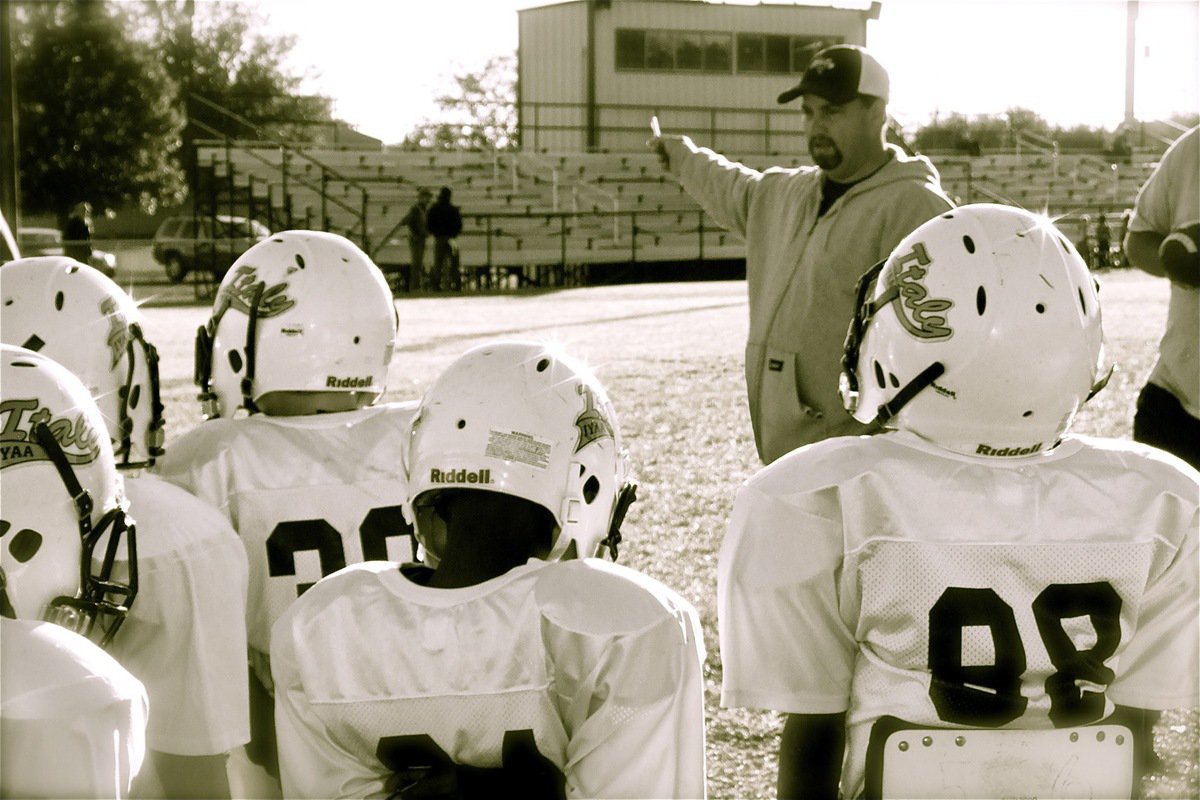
[519,99,806,155]
[191,94,372,250]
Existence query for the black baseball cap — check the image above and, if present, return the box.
[777,44,890,106]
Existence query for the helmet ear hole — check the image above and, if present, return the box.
[227,350,243,373]
[976,286,987,315]
[582,475,600,504]
[128,384,141,409]
[9,529,43,563]
[873,360,886,389]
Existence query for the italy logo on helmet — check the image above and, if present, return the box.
[1,399,102,468]
[877,242,954,341]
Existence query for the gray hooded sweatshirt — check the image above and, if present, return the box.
[664,137,954,463]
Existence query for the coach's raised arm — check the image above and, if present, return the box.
[648,45,954,464]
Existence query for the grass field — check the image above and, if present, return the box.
[133,270,1198,799]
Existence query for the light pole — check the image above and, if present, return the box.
[1,0,21,230]
[1124,0,1138,128]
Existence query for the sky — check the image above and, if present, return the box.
[255,0,1200,145]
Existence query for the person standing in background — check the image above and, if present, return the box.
[1095,210,1112,269]
[401,187,432,291]
[1122,124,1199,469]
[63,201,93,263]
[426,186,463,292]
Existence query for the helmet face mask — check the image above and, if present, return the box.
[840,204,1108,458]
[405,341,636,567]
[0,257,165,468]
[0,346,137,647]
[194,231,398,419]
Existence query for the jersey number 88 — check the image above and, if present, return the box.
[928,582,1122,728]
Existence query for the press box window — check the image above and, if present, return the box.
[737,33,845,73]
[676,33,703,70]
[737,34,765,72]
[765,35,790,73]
[615,29,645,69]
[645,31,674,69]
[703,34,732,71]
[614,28,732,73]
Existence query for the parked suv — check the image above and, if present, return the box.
[17,226,118,278]
[151,215,270,283]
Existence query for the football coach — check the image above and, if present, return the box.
[650,44,954,464]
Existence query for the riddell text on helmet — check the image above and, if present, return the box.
[976,442,1043,457]
[429,468,494,485]
[326,375,374,389]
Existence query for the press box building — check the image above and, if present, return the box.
[517,0,882,154]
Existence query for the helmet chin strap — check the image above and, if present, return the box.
[872,362,946,427]
[0,569,16,620]
[195,290,232,419]
[840,258,949,428]
[194,281,266,418]
[239,281,266,415]
[1087,365,1114,402]
[30,423,137,647]
[840,260,888,412]
[600,481,638,562]
[117,323,165,469]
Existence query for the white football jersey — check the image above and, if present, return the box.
[1,617,149,799]
[719,431,1199,799]
[101,472,250,756]
[271,558,707,800]
[154,402,417,652]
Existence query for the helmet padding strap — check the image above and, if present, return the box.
[874,362,946,427]
[31,423,94,539]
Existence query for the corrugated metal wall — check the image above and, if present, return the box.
[519,2,589,152]
[519,0,871,154]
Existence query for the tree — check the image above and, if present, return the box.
[913,113,974,153]
[1004,107,1052,148]
[136,1,335,144]
[403,55,517,151]
[14,1,185,219]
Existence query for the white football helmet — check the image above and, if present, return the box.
[840,204,1108,457]
[405,341,636,566]
[0,345,137,646]
[194,230,398,418]
[0,256,165,468]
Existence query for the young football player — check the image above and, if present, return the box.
[1,257,252,798]
[153,230,414,786]
[1,344,148,798]
[270,340,707,799]
[718,204,1199,800]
